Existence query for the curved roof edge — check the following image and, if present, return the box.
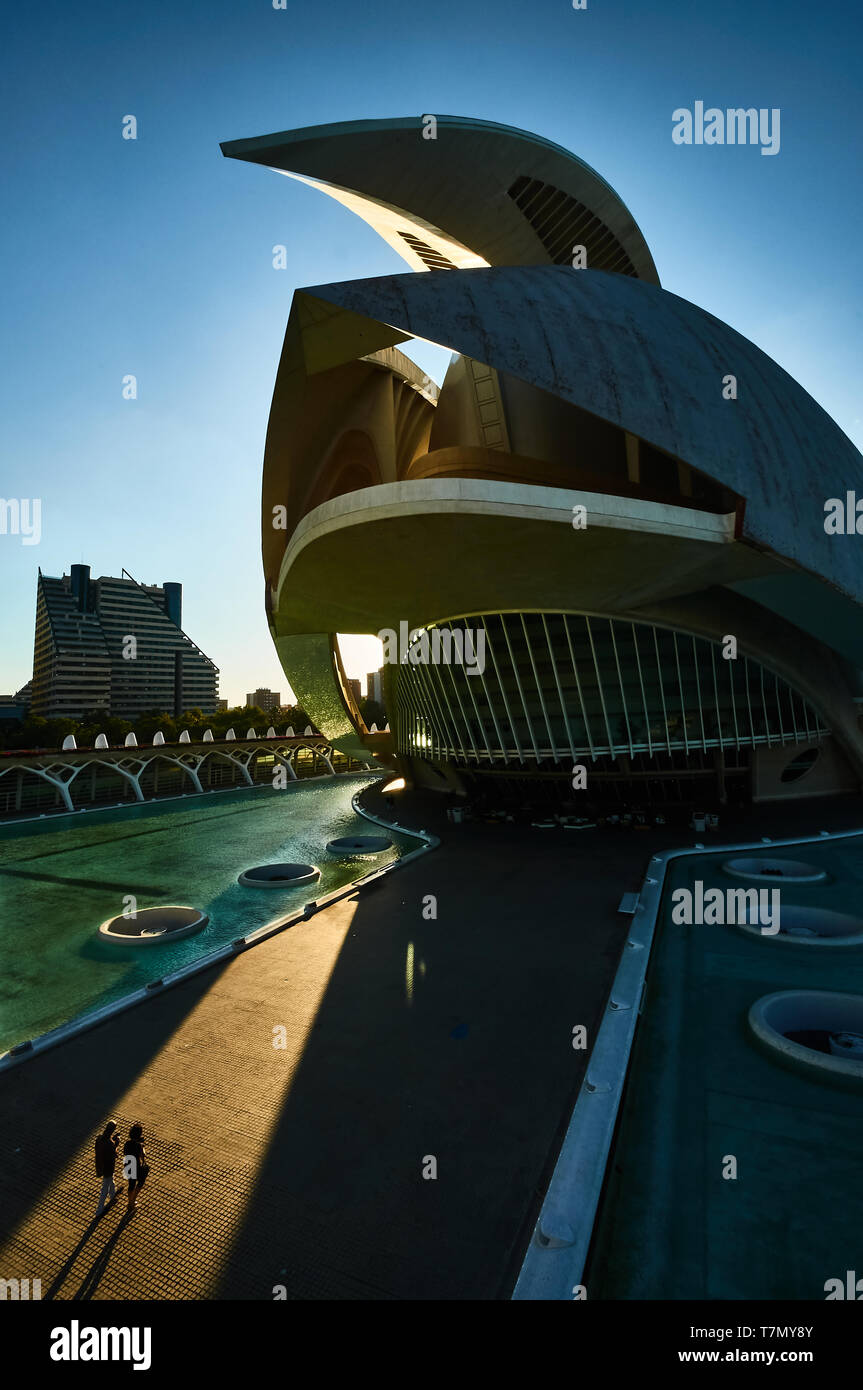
[221,114,660,285]
[221,115,627,205]
[284,265,863,612]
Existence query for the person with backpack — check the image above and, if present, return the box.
[123,1123,150,1214]
[94,1120,121,1217]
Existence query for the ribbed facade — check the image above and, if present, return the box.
[393,613,828,768]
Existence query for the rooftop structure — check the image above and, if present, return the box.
[246,688,281,710]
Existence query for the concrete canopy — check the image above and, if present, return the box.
[283,265,863,629]
[221,115,659,284]
[261,267,863,768]
[274,478,766,636]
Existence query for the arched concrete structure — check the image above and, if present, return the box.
[221,115,659,284]
[223,114,863,803]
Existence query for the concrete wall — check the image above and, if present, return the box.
[302,267,863,611]
[752,738,859,803]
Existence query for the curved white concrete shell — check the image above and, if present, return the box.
[222,115,659,284]
[287,267,863,618]
[223,115,863,807]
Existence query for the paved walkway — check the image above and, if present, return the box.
[1,787,860,1300]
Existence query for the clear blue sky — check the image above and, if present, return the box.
[1,0,860,706]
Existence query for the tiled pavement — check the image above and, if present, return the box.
[1,788,860,1301]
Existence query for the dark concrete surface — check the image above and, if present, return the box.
[0,784,859,1300]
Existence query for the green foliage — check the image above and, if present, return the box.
[0,714,77,751]
[0,702,319,751]
[359,698,387,730]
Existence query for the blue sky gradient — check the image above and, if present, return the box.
[1,0,860,705]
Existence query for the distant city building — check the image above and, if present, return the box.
[246,688,280,711]
[0,682,31,721]
[348,678,361,706]
[31,565,219,720]
[217,699,229,712]
[366,669,383,706]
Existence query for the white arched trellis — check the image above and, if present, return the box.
[0,732,368,817]
[0,761,79,812]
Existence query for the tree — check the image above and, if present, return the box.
[359,698,386,730]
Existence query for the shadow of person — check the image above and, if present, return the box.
[71,1209,135,1301]
[42,1213,103,1300]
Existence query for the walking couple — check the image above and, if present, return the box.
[94,1121,150,1217]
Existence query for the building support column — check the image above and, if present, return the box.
[624,432,640,484]
[112,765,145,802]
[274,752,298,781]
[714,745,727,804]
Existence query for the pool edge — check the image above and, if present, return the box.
[511,823,863,1301]
[0,783,437,1074]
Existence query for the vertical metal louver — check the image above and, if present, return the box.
[507,177,638,276]
[396,231,457,270]
[393,613,828,767]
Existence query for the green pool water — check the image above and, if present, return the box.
[0,776,414,1054]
